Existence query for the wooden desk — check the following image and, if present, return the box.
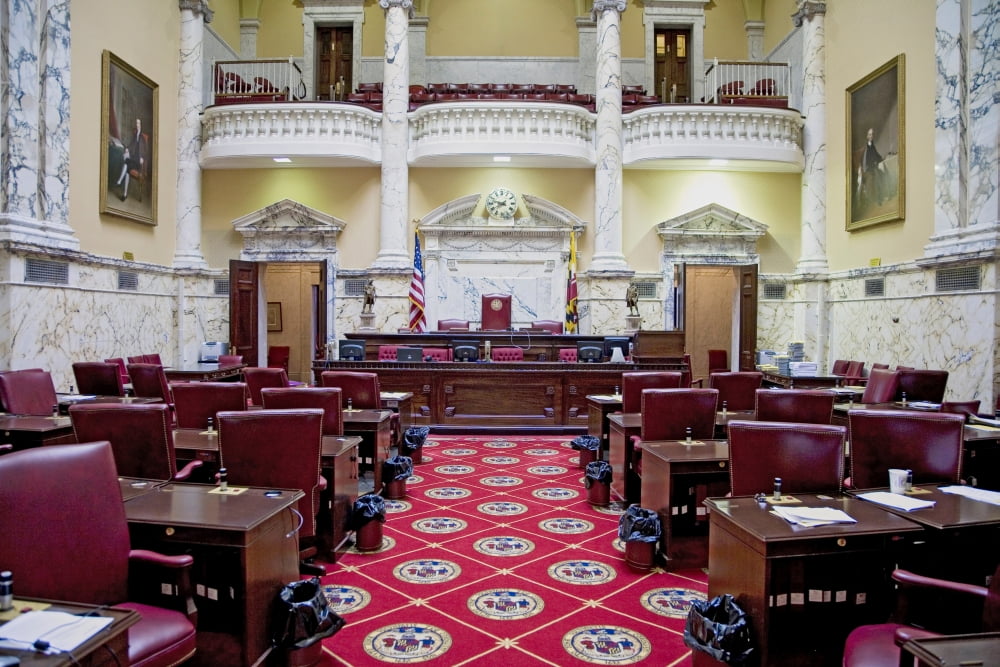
[58,394,162,413]
[172,428,361,470]
[0,415,75,449]
[0,599,139,667]
[761,371,845,389]
[698,494,921,666]
[715,409,755,438]
[608,413,642,504]
[124,483,303,667]
[381,390,413,439]
[318,436,360,560]
[344,409,392,490]
[118,476,167,501]
[586,394,621,457]
[902,632,1000,667]
[639,440,729,569]
[164,362,245,382]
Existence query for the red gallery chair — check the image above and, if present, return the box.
[727,420,846,496]
[0,368,59,416]
[171,381,248,430]
[754,388,835,424]
[620,371,683,413]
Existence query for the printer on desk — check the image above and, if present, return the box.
[199,341,229,363]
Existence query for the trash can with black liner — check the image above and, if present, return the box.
[618,505,661,571]
[584,460,613,506]
[683,593,754,665]
[401,426,430,464]
[349,493,386,552]
[381,455,413,500]
[272,576,345,667]
[570,434,601,469]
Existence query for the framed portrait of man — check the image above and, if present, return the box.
[846,54,905,231]
[99,50,158,225]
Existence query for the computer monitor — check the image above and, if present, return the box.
[339,339,366,361]
[396,347,423,362]
[452,339,480,362]
[576,342,604,363]
[604,336,632,361]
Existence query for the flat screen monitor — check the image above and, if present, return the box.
[604,336,632,361]
[576,342,604,363]
[452,339,480,362]
[396,347,423,362]
[339,339,366,361]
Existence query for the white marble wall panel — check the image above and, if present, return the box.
[584,275,632,335]
[40,0,71,227]
[421,57,577,87]
[934,0,967,235]
[966,0,998,228]
[335,273,409,335]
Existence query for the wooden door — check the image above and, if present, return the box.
[683,264,758,381]
[654,28,691,103]
[737,265,758,371]
[317,26,353,100]
[229,260,260,367]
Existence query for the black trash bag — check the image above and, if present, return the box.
[403,426,430,450]
[272,576,345,650]
[570,435,600,451]
[382,455,414,481]
[348,493,386,530]
[617,505,661,543]
[683,594,754,664]
[584,460,613,488]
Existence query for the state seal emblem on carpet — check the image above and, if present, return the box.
[562,626,651,664]
[364,624,452,662]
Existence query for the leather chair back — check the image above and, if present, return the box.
[0,368,59,415]
[491,347,524,362]
[844,360,866,382]
[104,357,130,386]
[243,366,290,406]
[728,420,846,496]
[831,359,850,375]
[423,347,452,361]
[261,387,344,436]
[143,353,162,365]
[860,368,900,403]
[708,349,728,374]
[754,388,835,424]
[217,409,324,539]
[217,354,244,365]
[709,371,764,411]
[621,371,683,413]
[896,369,949,403]
[558,347,578,362]
[172,381,247,429]
[640,388,719,441]
[848,409,965,489]
[378,345,399,361]
[940,400,980,418]
[72,361,125,396]
[127,363,172,403]
[320,370,381,408]
[531,320,563,334]
[267,345,291,371]
[70,403,178,480]
[437,318,470,331]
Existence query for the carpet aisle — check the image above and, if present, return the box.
[315,435,709,665]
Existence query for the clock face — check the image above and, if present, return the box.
[485,188,517,220]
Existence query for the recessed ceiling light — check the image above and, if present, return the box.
[493,156,511,163]
[273,157,292,163]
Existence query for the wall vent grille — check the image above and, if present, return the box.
[24,258,69,285]
[214,279,230,295]
[762,282,787,300]
[635,282,657,299]
[344,278,367,296]
[864,277,885,297]
[935,265,980,292]
[117,271,139,291]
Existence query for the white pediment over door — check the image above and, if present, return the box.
[232,198,346,261]
[417,191,586,329]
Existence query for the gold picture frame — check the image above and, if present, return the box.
[846,54,905,231]
[267,302,283,332]
[99,50,158,225]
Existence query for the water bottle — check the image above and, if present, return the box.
[773,477,782,501]
[0,571,13,611]
[722,400,728,416]
[685,427,692,444]
[206,417,215,433]
[218,467,228,490]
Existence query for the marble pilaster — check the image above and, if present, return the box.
[408,15,428,89]
[591,0,629,273]
[239,18,260,59]
[576,16,597,95]
[373,0,412,270]
[745,20,765,60]
[793,0,828,274]
[174,0,211,269]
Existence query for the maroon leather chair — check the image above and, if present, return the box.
[896,369,949,403]
[142,353,163,365]
[940,399,980,418]
[69,402,201,481]
[72,361,125,396]
[844,360,866,384]
[437,318,470,331]
[681,352,703,388]
[321,370,399,444]
[843,564,1000,667]
[859,368,900,403]
[171,381,247,429]
[127,363,174,408]
[105,357,131,386]
[423,347,452,361]
[0,441,197,667]
[217,354,244,365]
[217,408,327,573]
[754,388,835,424]
[491,347,524,362]
[531,320,564,334]
[243,366,291,406]
[709,371,764,411]
[831,359,850,375]
[707,349,728,374]
[261,386,344,436]
[378,345,399,361]
[727,420,846,496]
[0,368,59,415]
[636,388,719,442]
[621,371,683,413]
[267,345,291,372]
[847,409,965,489]
[558,347,578,362]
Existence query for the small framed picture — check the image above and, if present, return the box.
[267,302,283,332]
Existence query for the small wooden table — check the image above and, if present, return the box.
[343,408,392,490]
[761,371,845,389]
[608,412,641,504]
[381,391,413,434]
[586,393,621,457]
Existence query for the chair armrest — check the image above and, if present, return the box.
[317,474,328,491]
[128,550,198,622]
[890,569,988,632]
[893,569,988,598]
[893,626,941,647]
[690,378,704,388]
[173,459,203,481]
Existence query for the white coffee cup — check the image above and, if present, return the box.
[888,468,908,494]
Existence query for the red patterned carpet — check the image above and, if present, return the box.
[313,435,708,666]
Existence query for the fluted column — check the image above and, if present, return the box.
[590,0,629,273]
[174,0,212,269]
[371,0,412,270]
[793,0,828,274]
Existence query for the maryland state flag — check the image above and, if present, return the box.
[565,233,578,333]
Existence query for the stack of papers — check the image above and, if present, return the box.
[772,506,857,527]
[902,401,941,410]
[857,491,936,511]
[939,485,1000,506]
[0,610,113,653]
[788,361,818,377]
[59,394,98,402]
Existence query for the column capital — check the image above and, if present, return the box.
[179,0,213,22]
[592,0,626,18]
[379,0,414,16]
[792,0,825,27]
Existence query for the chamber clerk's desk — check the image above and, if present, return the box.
[163,362,246,382]
[124,483,303,667]
[586,393,621,457]
[697,493,922,667]
[639,439,729,569]
[0,414,75,449]
[0,599,139,667]
[343,409,392,490]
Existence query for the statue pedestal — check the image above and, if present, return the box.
[625,315,641,332]
[359,312,375,330]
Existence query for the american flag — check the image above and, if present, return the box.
[565,233,578,333]
[408,232,427,332]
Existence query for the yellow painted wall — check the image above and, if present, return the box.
[764,0,798,55]
[621,1,645,60]
[362,5,386,59]
[69,0,180,265]
[824,0,935,270]
[425,0,579,57]
[257,1,304,58]
[207,0,241,52]
[704,0,753,61]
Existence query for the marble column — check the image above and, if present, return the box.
[239,18,260,59]
[0,0,77,249]
[590,0,629,273]
[174,0,212,269]
[793,0,828,274]
[373,0,412,270]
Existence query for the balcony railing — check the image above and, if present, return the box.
[703,59,792,108]
[211,59,306,106]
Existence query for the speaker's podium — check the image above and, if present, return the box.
[481,293,512,330]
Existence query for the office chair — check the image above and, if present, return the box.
[754,388,835,424]
[709,371,764,411]
[491,347,524,362]
[171,381,248,429]
[72,361,126,396]
[531,320,564,334]
[320,370,399,445]
[620,371,683,413]
[707,349,728,374]
[261,386,344,436]
[727,420,845,496]
[243,366,291,406]
[636,388,719,443]
[437,319,470,331]
[0,368,59,416]
[104,357,131,387]
[896,369,949,403]
[126,363,174,410]
[859,368,900,404]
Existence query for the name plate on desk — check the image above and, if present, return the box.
[208,486,248,495]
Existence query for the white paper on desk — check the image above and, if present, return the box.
[857,491,936,511]
[59,394,98,402]
[772,506,857,527]
[0,610,113,653]
[938,485,1000,506]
